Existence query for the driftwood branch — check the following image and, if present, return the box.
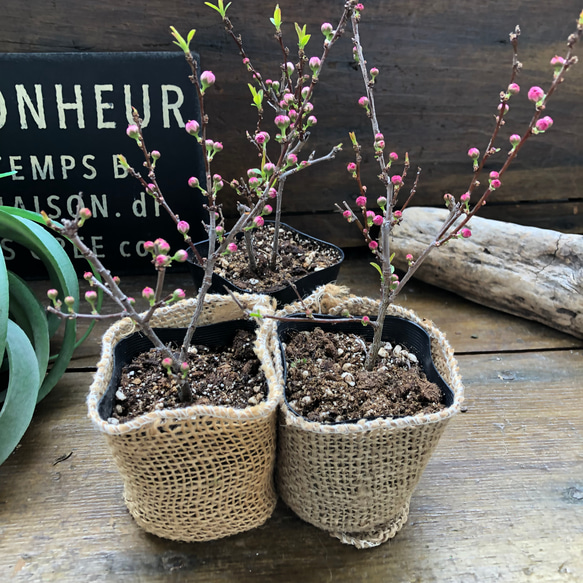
[390,207,583,339]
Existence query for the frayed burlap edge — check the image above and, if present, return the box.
[275,284,464,548]
[86,292,283,542]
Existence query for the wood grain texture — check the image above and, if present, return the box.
[0,0,581,237]
[391,207,583,338]
[1,349,581,582]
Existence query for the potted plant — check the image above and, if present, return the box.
[0,196,85,465]
[269,4,583,547]
[39,12,317,540]
[182,0,354,303]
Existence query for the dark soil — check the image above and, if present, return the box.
[282,327,446,423]
[212,223,342,293]
[110,330,268,423]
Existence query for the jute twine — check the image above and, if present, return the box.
[87,293,283,542]
[275,284,464,548]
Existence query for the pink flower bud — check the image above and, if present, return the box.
[393,210,402,219]
[63,295,75,306]
[490,179,502,189]
[550,55,565,67]
[173,289,186,301]
[188,176,199,188]
[228,242,238,253]
[126,124,140,139]
[283,92,295,105]
[307,115,317,126]
[309,56,321,71]
[377,196,387,207]
[268,188,278,199]
[287,153,298,165]
[213,142,223,152]
[151,150,161,160]
[162,357,173,369]
[263,204,273,215]
[154,238,170,253]
[497,103,509,114]
[358,96,369,108]
[142,286,155,300]
[376,140,385,150]
[362,315,370,326]
[263,162,276,174]
[83,271,93,281]
[180,361,189,373]
[507,83,520,95]
[368,241,378,250]
[248,177,260,188]
[185,120,200,135]
[254,216,265,227]
[155,254,170,267]
[343,210,352,220]
[460,192,470,202]
[85,290,97,303]
[303,102,314,113]
[489,171,499,179]
[372,215,383,226]
[321,22,334,37]
[467,148,480,159]
[389,152,398,161]
[275,115,291,129]
[173,249,188,262]
[47,288,59,300]
[535,116,553,132]
[177,220,189,235]
[255,131,270,144]
[370,67,379,77]
[347,162,357,172]
[143,241,155,252]
[356,195,367,207]
[356,2,364,10]
[528,86,545,103]
[460,228,472,238]
[509,134,521,146]
[213,174,222,183]
[286,62,294,75]
[301,86,310,99]
[200,70,216,88]
[391,175,403,186]
[406,254,414,261]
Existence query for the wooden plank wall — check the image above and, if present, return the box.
[1,0,582,246]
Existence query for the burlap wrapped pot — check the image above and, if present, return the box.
[87,293,282,542]
[275,285,464,549]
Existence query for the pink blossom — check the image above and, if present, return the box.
[309,56,321,71]
[509,134,521,146]
[275,115,290,129]
[460,192,470,203]
[347,162,357,172]
[406,254,414,261]
[185,120,200,135]
[303,102,314,113]
[83,271,93,281]
[490,179,502,189]
[372,215,383,226]
[180,361,189,373]
[143,241,155,252]
[151,150,160,160]
[263,162,275,174]
[200,70,216,88]
[288,109,298,121]
[528,86,545,103]
[389,152,398,161]
[358,96,369,108]
[301,86,310,99]
[286,62,294,75]
[283,92,295,105]
[391,175,403,186]
[255,131,270,144]
[254,216,265,227]
[376,140,385,150]
[287,153,298,165]
[188,176,199,188]
[467,148,480,159]
[497,103,509,113]
[248,177,260,188]
[370,67,379,77]
[155,254,170,267]
[268,188,278,199]
[126,124,139,139]
[162,357,173,369]
[173,250,188,262]
[321,22,333,36]
[343,210,352,220]
[375,133,384,141]
[377,196,387,207]
[393,210,402,219]
[368,241,378,250]
[227,242,238,253]
[356,3,364,10]
[535,116,553,132]
[85,290,97,302]
[460,228,472,238]
[489,171,499,179]
[213,174,222,183]
[307,115,317,126]
[550,55,566,67]
[173,288,186,301]
[177,220,189,235]
[356,195,367,207]
[263,204,273,214]
[142,287,155,300]
[507,83,520,95]
[366,210,375,218]
[154,238,170,253]
[213,142,223,152]
[216,225,224,234]
[79,207,92,220]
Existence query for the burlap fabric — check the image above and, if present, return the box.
[87,293,283,542]
[275,285,464,548]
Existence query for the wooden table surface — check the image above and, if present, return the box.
[1,251,582,583]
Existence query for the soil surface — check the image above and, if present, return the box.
[212,223,342,293]
[282,327,446,423]
[109,330,268,423]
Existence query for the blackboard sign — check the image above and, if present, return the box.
[0,52,207,276]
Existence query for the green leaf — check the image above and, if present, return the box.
[205,0,231,18]
[0,320,41,465]
[370,261,384,282]
[248,83,264,110]
[7,272,50,401]
[270,4,282,31]
[294,23,311,50]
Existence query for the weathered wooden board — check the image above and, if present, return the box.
[1,347,581,582]
[391,207,583,338]
[0,0,581,237]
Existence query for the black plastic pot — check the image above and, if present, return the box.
[277,314,455,422]
[97,319,258,421]
[186,222,344,306]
